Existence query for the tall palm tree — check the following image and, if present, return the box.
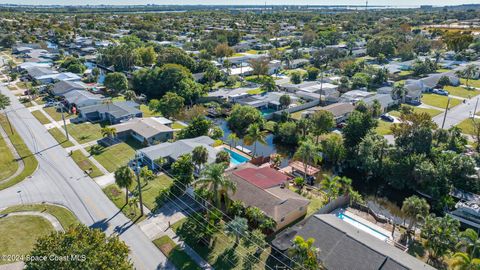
[192,146,209,173]
[226,216,248,246]
[114,165,135,204]
[457,229,480,259]
[320,174,341,202]
[101,127,117,139]
[294,139,321,180]
[450,252,480,270]
[243,123,267,157]
[460,64,479,89]
[195,163,236,208]
[246,206,264,227]
[296,118,311,139]
[392,83,407,104]
[228,132,239,149]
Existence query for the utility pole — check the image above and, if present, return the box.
[441,97,451,129]
[61,107,69,140]
[134,152,144,216]
[473,98,479,119]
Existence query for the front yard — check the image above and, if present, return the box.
[389,105,443,118]
[70,150,103,178]
[376,120,393,135]
[130,174,173,211]
[48,127,74,148]
[461,78,480,88]
[88,142,136,173]
[0,135,18,181]
[444,85,480,98]
[43,107,74,122]
[421,94,461,109]
[153,235,202,270]
[103,184,145,222]
[456,118,476,136]
[65,122,106,144]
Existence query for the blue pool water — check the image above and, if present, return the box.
[337,212,390,241]
[224,148,250,165]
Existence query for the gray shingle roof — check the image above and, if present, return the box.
[79,101,141,118]
[140,136,217,162]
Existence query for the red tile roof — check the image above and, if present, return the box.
[232,167,289,189]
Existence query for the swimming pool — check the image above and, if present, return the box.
[336,212,390,241]
[224,148,250,165]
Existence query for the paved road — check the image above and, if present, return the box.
[432,97,480,129]
[0,86,173,270]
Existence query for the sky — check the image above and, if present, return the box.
[0,0,479,6]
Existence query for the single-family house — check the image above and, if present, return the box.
[301,102,355,123]
[50,80,87,96]
[226,163,310,230]
[63,90,105,108]
[272,214,435,270]
[287,59,310,69]
[110,117,174,146]
[25,66,58,83]
[139,136,219,170]
[420,71,460,90]
[78,101,142,124]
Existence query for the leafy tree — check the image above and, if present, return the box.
[275,121,299,145]
[279,94,291,109]
[157,92,184,118]
[310,110,335,143]
[177,116,212,139]
[192,146,209,172]
[245,229,267,254]
[26,224,132,270]
[306,66,320,81]
[243,123,268,157]
[412,58,436,76]
[290,71,303,84]
[288,236,319,270]
[343,110,377,153]
[457,228,480,259]
[156,47,196,71]
[392,84,407,103]
[261,76,277,92]
[421,214,460,263]
[228,200,245,217]
[139,166,155,184]
[367,35,396,57]
[401,195,430,231]
[356,132,389,179]
[320,133,346,169]
[227,104,264,136]
[135,46,157,66]
[0,34,16,48]
[391,111,436,156]
[249,58,269,78]
[196,163,236,208]
[171,154,195,194]
[294,139,321,180]
[214,43,234,60]
[104,72,128,95]
[437,76,451,87]
[114,165,135,204]
[450,252,480,270]
[99,44,140,71]
[351,72,370,89]
[458,64,479,89]
[124,90,136,101]
[226,216,248,246]
[101,127,117,139]
[443,32,474,52]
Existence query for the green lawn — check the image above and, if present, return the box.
[130,174,173,211]
[444,85,480,98]
[88,142,136,173]
[246,88,264,95]
[0,115,38,191]
[376,120,393,135]
[172,121,187,130]
[65,122,106,144]
[0,204,78,229]
[173,218,278,270]
[140,104,161,117]
[461,79,480,89]
[43,107,74,122]
[70,150,103,178]
[456,118,476,136]
[48,127,74,148]
[103,184,145,222]
[153,235,202,270]
[31,110,50,124]
[0,216,53,265]
[389,105,442,118]
[0,135,18,181]
[421,93,461,109]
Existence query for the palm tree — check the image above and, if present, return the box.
[457,229,480,259]
[0,93,12,134]
[226,216,248,246]
[246,206,264,227]
[450,252,480,270]
[259,217,277,233]
[296,118,311,139]
[227,132,239,149]
[114,165,135,204]
[294,139,321,180]
[195,163,236,208]
[101,127,117,139]
[192,146,209,173]
[401,195,430,231]
[392,83,407,104]
[243,123,267,157]
[124,90,136,101]
[128,195,139,216]
[154,157,166,172]
[320,174,341,202]
[460,64,479,89]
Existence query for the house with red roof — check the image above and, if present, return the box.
[226,163,310,231]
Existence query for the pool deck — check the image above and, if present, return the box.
[217,145,252,160]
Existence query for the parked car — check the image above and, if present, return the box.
[45,101,60,107]
[406,100,421,106]
[432,89,449,96]
[380,114,394,122]
[336,122,346,129]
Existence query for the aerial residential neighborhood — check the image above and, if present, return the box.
[0,2,480,270]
